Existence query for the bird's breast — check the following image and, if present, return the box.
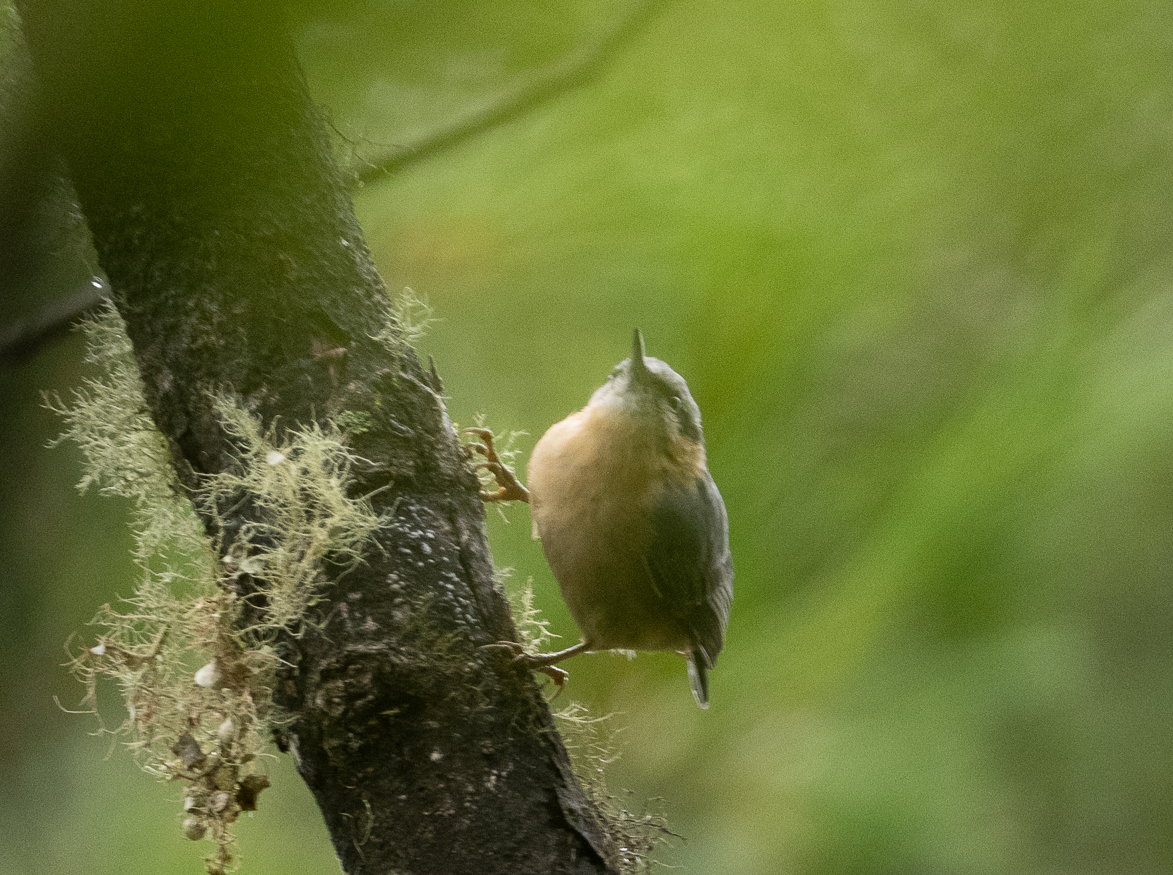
[526,407,692,651]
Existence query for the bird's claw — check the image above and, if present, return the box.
[482,640,569,696]
[465,428,530,503]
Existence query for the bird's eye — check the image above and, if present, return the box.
[669,395,683,410]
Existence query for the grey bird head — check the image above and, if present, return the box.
[589,329,705,445]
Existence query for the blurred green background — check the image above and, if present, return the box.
[4,0,1173,872]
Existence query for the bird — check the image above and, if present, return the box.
[470,329,733,708]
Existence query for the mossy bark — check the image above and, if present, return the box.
[16,2,619,872]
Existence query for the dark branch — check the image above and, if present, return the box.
[15,1,621,872]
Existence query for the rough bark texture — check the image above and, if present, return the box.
[16,2,620,872]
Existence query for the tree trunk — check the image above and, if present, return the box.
[15,1,620,872]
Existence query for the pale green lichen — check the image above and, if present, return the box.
[500,571,558,654]
[54,302,389,874]
[47,300,200,567]
[206,395,390,635]
[553,701,673,873]
[371,286,436,355]
[332,408,374,436]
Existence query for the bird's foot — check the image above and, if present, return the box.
[482,641,570,695]
[465,428,530,503]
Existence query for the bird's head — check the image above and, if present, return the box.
[587,329,705,448]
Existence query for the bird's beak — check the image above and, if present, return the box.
[631,328,647,376]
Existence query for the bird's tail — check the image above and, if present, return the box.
[687,647,711,710]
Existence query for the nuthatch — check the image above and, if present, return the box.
[473,329,733,708]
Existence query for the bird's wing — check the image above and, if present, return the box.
[644,471,734,669]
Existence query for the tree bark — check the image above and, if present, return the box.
[15,2,620,872]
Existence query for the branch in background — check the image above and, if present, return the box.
[0,0,670,363]
[354,0,670,184]
[0,276,107,361]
